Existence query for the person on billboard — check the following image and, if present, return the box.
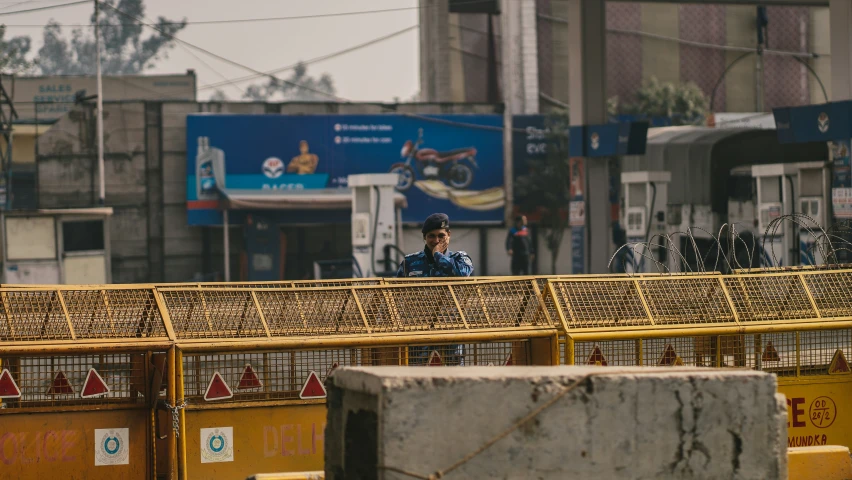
[506,215,535,275]
[397,213,473,366]
[287,140,319,174]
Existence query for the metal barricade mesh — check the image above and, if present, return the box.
[0,290,71,341]
[182,342,527,404]
[759,332,798,376]
[161,289,267,339]
[256,289,366,336]
[358,285,458,332]
[453,280,549,328]
[574,340,639,366]
[802,272,852,318]
[638,277,735,325]
[723,275,816,321]
[799,329,852,376]
[550,280,650,327]
[62,289,167,339]
[570,328,851,379]
[0,352,149,409]
[293,279,383,288]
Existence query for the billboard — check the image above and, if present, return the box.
[186,114,509,225]
[4,73,196,122]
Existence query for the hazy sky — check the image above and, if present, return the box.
[1,0,420,101]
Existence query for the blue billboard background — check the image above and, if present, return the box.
[186,114,506,225]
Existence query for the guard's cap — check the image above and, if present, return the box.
[422,213,450,234]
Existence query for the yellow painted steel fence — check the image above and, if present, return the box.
[0,269,851,478]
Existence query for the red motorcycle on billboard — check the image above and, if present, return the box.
[390,128,478,192]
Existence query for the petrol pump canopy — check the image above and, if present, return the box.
[217,188,408,210]
[621,127,828,215]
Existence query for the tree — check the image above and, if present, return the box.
[514,110,572,274]
[37,0,187,75]
[209,89,227,102]
[243,62,336,102]
[0,26,35,74]
[610,76,709,125]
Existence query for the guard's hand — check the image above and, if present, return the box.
[436,237,449,255]
[507,249,513,256]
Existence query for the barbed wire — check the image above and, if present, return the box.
[609,215,852,276]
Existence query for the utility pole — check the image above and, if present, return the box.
[95,0,105,206]
[756,6,768,113]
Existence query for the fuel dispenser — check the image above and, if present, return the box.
[620,171,671,272]
[752,161,829,267]
[349,173,400,277]
[796,162,830,265]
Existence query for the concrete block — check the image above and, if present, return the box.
[326,366,787,480]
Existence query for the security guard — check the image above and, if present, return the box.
[396,213,474,278]
[397,213,473,365]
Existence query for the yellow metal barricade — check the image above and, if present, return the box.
[158,279,560,479]
[0,286,174,480]
[548,269,852,451]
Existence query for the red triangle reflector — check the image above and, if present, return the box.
[299,371,327,399]
[204,372,233,401]
[586,346,608,366]
[0,368,21,399]
[762,341,780,362]
[504,353,514,366]
[427,350,443,366]
[237,364,263,390]
[81,368,110,398]
[46,371,74,395]
[659,344,679,366]
[829,349,851,375]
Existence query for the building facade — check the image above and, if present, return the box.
[421,0,830,113]
[30,100,562,283]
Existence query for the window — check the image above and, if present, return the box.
[63,220,104,252]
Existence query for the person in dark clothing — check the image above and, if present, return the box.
[397,213,473,365]
[506,215,535,275]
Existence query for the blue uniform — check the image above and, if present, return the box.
[396,248,473,365]
[395,249,474,278]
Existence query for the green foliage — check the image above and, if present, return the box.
[243,63,336,102]
[611,76,709,125]
[514,109,571,274]
[0,26,35,74]
[37,0,187,75]
[209,89,228,102]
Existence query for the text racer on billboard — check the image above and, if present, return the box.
[396,213,474,277]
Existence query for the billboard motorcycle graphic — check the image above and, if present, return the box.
[391,128,478,192]
[186,114,507,225]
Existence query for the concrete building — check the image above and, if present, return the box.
[420,0,830,113]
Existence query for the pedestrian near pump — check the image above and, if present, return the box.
[397,213,473,365]
[506,215,535,275]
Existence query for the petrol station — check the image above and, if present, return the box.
[5,0,852,479]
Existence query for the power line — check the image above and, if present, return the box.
[101,2,348,102]
[0,0,493,28]
[0,0,87,16]
[97,2,513,133]
[535,13,827,59]
[0,0,37,12]
[198,25,418,92]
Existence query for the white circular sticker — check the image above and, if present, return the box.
[95,428,129,466]
[201,427,234,463]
